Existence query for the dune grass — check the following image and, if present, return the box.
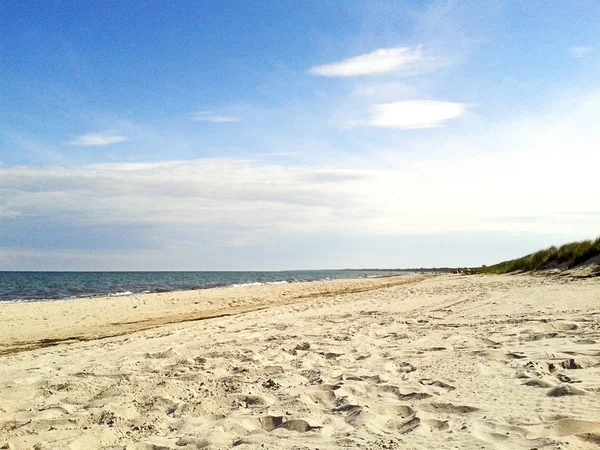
[475,236,600,274]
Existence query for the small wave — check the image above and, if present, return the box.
[0,270,405,303]
[0,298,24,304]
[230,282,263,288]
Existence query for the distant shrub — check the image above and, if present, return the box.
[473,236,600,274]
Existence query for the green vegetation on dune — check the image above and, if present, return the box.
[475,236,600,274]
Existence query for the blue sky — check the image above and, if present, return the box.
[1,1,599,270]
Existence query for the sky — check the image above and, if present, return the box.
[1,1,599,270]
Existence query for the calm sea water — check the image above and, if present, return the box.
[0,270,409,302]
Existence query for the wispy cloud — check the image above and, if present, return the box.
[3,86,600,269]
[3,85,599,248]
[254,151,301,157]
[69,132,129,146]
[309,47,442,77]
[351,81,419,100]
[570,46,593,59]
[193,111,241,123]
[361,100,467,129]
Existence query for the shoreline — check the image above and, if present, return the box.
[0,274,427,356]
[0,270,412,304]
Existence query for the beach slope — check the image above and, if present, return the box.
[1,274,599,449]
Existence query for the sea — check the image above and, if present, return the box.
[0,270,409,303]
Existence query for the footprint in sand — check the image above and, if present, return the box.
[511,418,600,445]
[556,357,594,370]
[481,337,503,349]
[422,346,447,352]
[299,387,337,409]
[549,418,600,437]
[231,393,275,408]
[522,378,555,388]
[299,369,323,385]
[377,384,432,401]
[336,403,420,434]
[472,420,558,448]
[144,348,181,359]
[344,373,384,384]
[419,379,456,391]
[224,415,320,434]
[419,402,479,414]
[396,362,417,373]
[278,418,320,432]
[547,385,588,397]
[421,418,450,432]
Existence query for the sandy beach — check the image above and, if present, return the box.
[1,274,600,449]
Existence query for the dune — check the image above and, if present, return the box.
[1,273,599,449]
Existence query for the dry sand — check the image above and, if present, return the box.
[1,274,599,449]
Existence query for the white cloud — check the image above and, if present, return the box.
[254,151,300,157]
[570,46,593,59]
[193,111,241,123]
[351,81,419,99]
[309,47,438,77]
[2,89,600,269]
[69,133,129,146]
[363,100,467,129]
[2,107,599,241]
